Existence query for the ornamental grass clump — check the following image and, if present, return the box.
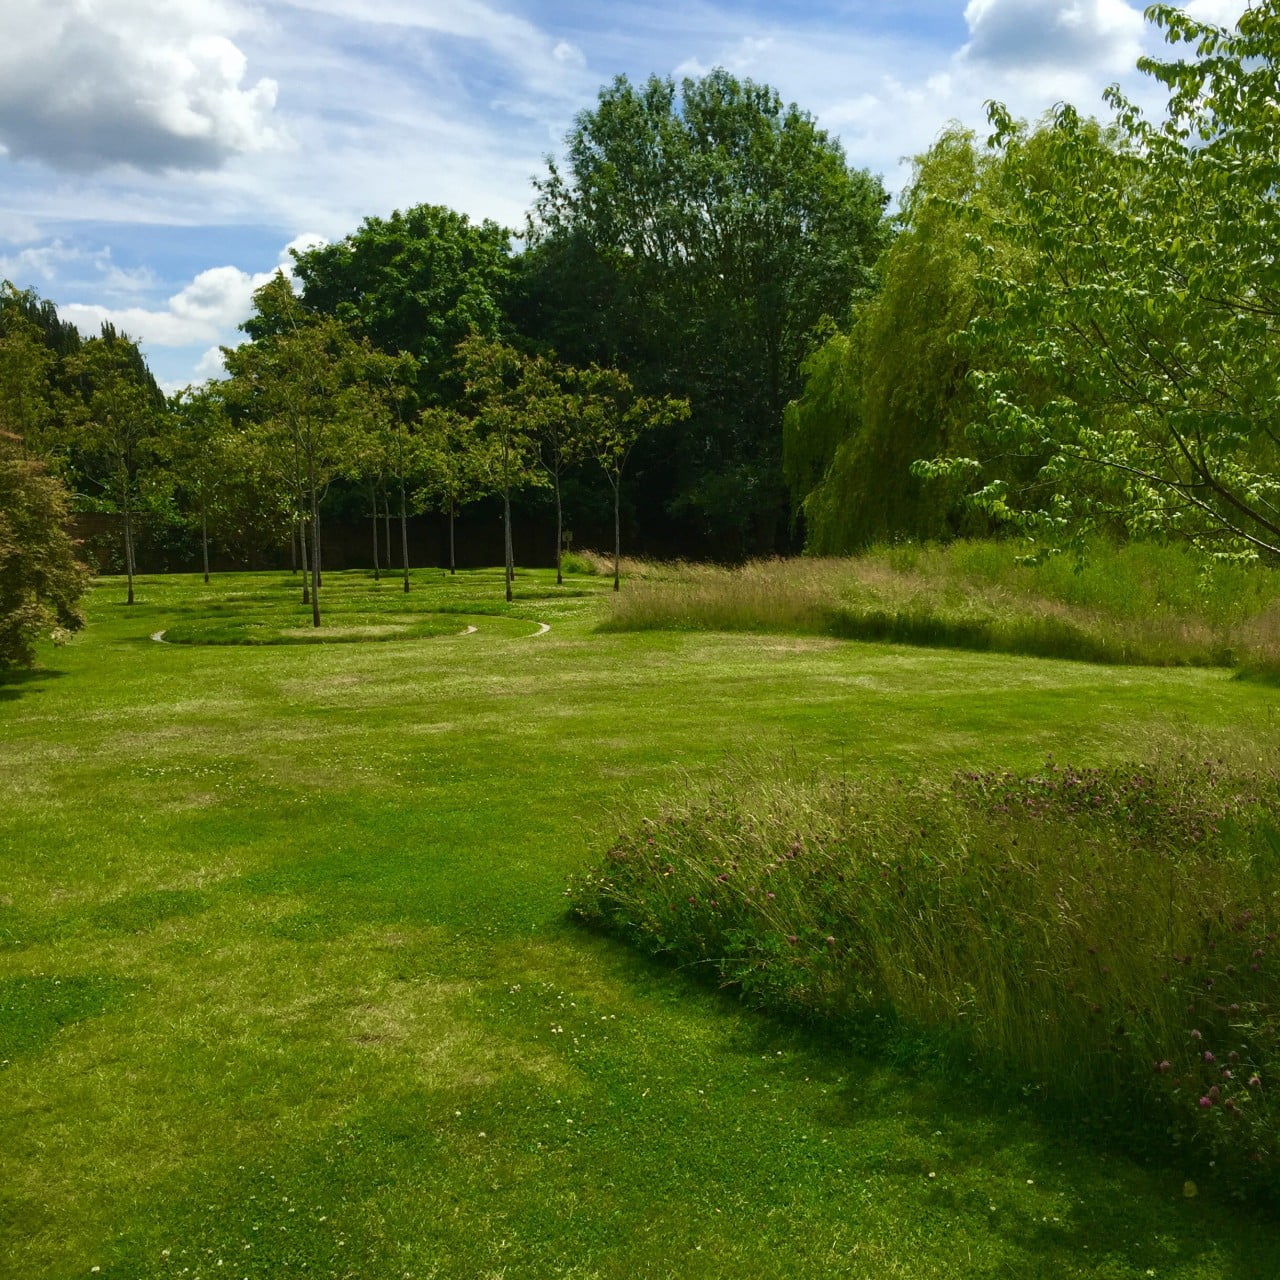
[571,754,1280,1196]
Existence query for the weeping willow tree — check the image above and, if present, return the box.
[784,126,1035,552]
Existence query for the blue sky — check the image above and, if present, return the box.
[0,0,1243,390]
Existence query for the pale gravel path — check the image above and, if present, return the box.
[150,620,550,642]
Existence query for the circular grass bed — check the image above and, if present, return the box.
[161,611,542,646]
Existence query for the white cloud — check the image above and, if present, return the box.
[194,346,229,380]
[962,0,1144,73]
[553,41,586,68]
[279,0,595,100]
[674,55,711,78]
[0,239,157,297]
[59,235,324,352]
[0,0,282,172]
[1181,0,1249,25]
[675,35,775,81]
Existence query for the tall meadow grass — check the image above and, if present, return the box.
[572,751,1280,1198]
[599,541,1280,670]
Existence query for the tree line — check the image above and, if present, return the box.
[7,4,1278,666]
[2,66,889,661]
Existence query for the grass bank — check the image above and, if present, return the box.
[573,751,1280,1200]
[599,541,1280,669]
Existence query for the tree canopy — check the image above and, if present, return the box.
[784,126,1039,552]
[0,429,87,669]
[525,69,889,558]
[292,205,513,401]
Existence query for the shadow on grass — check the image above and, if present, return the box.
[0,975,140,1062]
[0,666,66,703]
[557,919,1280,1277]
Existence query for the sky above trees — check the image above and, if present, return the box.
[0,0,1244,390]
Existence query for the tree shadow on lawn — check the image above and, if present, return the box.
[0,666,66,703]
[559,922,1280,1278]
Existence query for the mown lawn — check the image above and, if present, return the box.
[3,567,1279,1279]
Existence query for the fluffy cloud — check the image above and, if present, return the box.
[1181,0,1249,25]
[0,239,156,296]
[0,0,281,172]
[962,0,1144,73]
[280,0,594,101]
[59,234,324,353]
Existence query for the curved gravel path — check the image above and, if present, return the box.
[149,618,552,643]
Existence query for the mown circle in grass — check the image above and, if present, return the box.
[161,612,544,646]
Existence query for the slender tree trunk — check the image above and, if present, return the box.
[371,482,380,581]
[449,502,456,575]
[200,503,210,584]
[384,492,392,571]
[299,514,310,605]
[290,522,298,574]
[309,470,322,628]
[503,486,514,603]
[554,472,563,586]
[612,478,621,592]
[399,475,410,593]
[122,469,135,605]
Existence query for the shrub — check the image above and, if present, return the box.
[0,432,88,669]
[571,754,1280,1198]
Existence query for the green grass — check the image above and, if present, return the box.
[4,565,1280,1278]
[601,541,1280,669]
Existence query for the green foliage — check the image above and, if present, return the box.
[573,753,1280,1197]
[0,302,60,462]
[0,279,83,360]
[416,405,489,514]
[786,127,1036,552]
[0,431,88,668]
[168,382,295,566]
[66,329,168,602]
[528,69,889,557]
[223,274,398,620]
[575,362,690,587]
[292,205,513,399]
[931,5,1280,559]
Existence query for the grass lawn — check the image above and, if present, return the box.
[3,566,1280,1279]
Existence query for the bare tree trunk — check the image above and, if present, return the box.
[309,472,322,628]
[449,503,456,575]
[299,515,310,606]
[554,472,563,586]
[122,470,135,605]
[200,503,210,584]
[370,483,380,581]
[290,522,298,574]
[399,475,410,593]
[612,479,621,592]
[503,487,514,603]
